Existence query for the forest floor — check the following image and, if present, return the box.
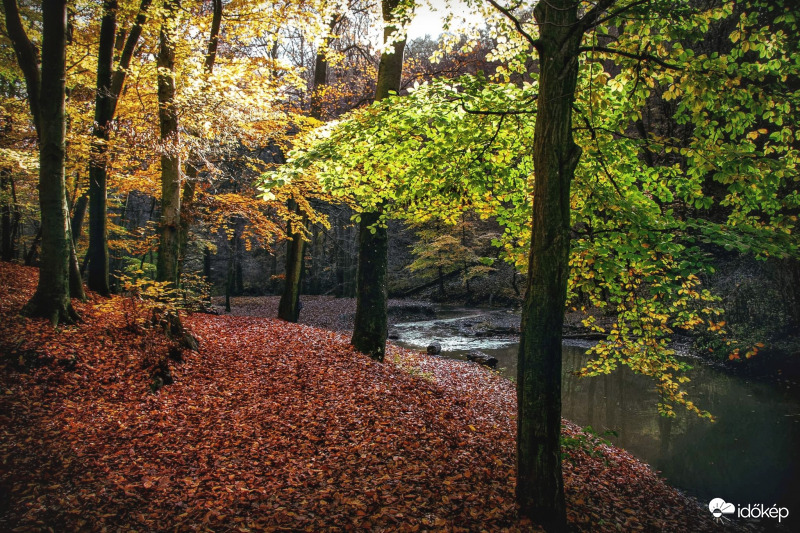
[1,263,731,532]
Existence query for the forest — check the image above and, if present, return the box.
[1,0,798,531]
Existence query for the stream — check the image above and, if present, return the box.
[391,307,800,529]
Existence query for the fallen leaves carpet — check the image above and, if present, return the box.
[0,263,723,531]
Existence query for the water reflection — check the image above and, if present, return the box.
[393,312,800,529]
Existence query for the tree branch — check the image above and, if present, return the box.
[590,0,651,29]
[577,0,619,34]
[2,0,41,136]
[110,0,153,100]
[204,0,223,73]
[485,0,541,51]
[578,45,682,70]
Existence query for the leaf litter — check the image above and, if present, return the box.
[0,263,729,531]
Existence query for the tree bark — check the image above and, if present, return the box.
[71,191,88,245]
[20,0,78,324]
[87,0,151,294]
[1,0,40,134]
[24,227,41,266]
[278,18,330,316]
[156,0,181,285]
[350,0,407,361]
[515,1,585,530]
[278,200,306,322]
[351,211,389,360]
[87,0,118,296]
[1,171,17,261]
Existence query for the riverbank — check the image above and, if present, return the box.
[2,266,725,531]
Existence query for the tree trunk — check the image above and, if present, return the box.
[25,227,41,266]
[21,0,77,324]
[88,0,151,295]
[278,200,306,322]
[177,167,197,281]
[1,171,15,261]
[351,0,406,361]
[86,0,118,296]
[71,191,88,245]
[177,0,221,279]
[515,1,583,530]
[225,225,236,313]
[351,211,389,360]
[203,245,212,280]
[155,0,181,286]
[68,219,86,300]
[278,21,330,313]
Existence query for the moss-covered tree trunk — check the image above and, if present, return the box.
[156,0,181,285]
[20,0,77,324]
[351,210,390,359]
[350,0,407,361]
[515,0,585,530]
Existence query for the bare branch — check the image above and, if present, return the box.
[485,0,541,51]
[578,45,682,70]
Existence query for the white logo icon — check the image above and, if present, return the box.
[709,498,736,522]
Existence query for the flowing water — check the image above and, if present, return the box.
[392,307,800,529]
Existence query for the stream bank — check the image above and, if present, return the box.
[218,295,799,531]
[389,305,800,532]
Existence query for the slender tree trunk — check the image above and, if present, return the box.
[1,171,14,261]
[203,245,212,279]
[65,189,86,300]
[177,0,221,279]
[177,167,196,281]
[21,0,77,324]
[351,0,407,361]
[515,1,584,530]
[156,0,181,286]
[71,191,88,245]
[234,232,244,295]
[25,227,41,266]
[68,219,85,300]
[278,200,306,322]
[225,224,236,313]
[334,219,345,297]
[86,0,118,296]
[278,20,331,314]
[89,0,152,295]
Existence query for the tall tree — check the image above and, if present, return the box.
[512,0,583,527]
[156,0,181,285]
[350,0,410,360]
[277,199,306,321]
[177,0,222,281]
[87,0,152,295]
[2,0,77,324]
[278,12,337,323]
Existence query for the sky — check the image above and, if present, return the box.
[405,0,485,40]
